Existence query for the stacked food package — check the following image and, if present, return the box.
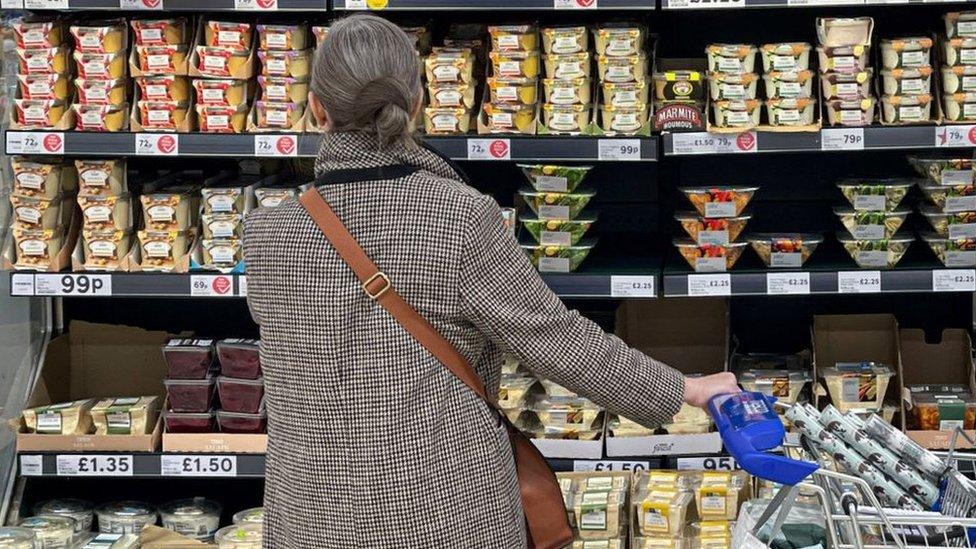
[137,172,202,272]
[8,157,77,270]
[594,24,650,135]
[12,16,73,129]
[71,20,129,132]
[819,361,894,416]
[608,403,711,438]
[835,176,914,269]
[253,23,311,131]
[197,177,255,272]
[674,186,757,272]
[705,42,759,130]
[163,339,266,435]
[131,17,191,131]
[631,470,746,548]
[77,158,132,271]
[761,41,816,129]
[878,34,934,125]
[482,25,540,134]
[906,384,976,431]
[517,165,596,273]
[425,36,477,135]
[557,472,630,547]
[193,19,254,133]
[941,11,976,122]
[733,351,813,426]
[911,155,976,267]
[818,17,876,127]
[539,25,589,135]
[19,396,159,437]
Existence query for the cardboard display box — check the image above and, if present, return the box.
[900,328,976,449]
[812,314,902,425]
[10,321,169,452]
[162,432,267,454]
[605,298,728,457]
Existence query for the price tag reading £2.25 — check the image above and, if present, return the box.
[687,274,731,296]
[766,272,810,295]
[838,271,881,293]
[610,276,655,298]
[933,269,976,292]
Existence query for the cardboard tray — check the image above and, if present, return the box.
[9,321,170,452]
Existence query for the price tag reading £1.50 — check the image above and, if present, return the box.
[161,455,238,477]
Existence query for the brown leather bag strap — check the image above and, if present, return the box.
[299,188,489,401]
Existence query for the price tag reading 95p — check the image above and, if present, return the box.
[598,139,641,161]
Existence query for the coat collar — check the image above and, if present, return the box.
[314,131,469,184]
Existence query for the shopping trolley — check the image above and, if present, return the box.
[709,392,976,549]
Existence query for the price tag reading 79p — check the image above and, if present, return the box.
[670,132,756,155]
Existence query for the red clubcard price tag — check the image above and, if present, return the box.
[190,275,234,297]
[7,132,64,155]
[554,0,598,8]
[467,138,512,160]
[135,134,179,156]
[935,125,976,148]
[120,0,164,8]
[255,135,298,157]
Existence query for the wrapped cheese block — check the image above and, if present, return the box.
[91,397,159,435]
[22,399,96,435]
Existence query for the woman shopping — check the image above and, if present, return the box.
[243,13,739,548]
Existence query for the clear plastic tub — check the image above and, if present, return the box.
[232,508,263,525]
[95,502,157,534]
[162,338,215,379]
[919,205,976,239]
[908,155,973,184]
[761,43,811,72]
[636,487,693,537]
[518,165,592,193]
[573,489,626,539]
[518,188,595,220]
[919,181,976,212]
[164,377,215,413]
[680,187,758,219]
[942,65,976,94]
[942,92,976,122]
[520,214,596,246]
[531,400,603,431]
[821,70,873,100]
[498,375,537,410]
[520,241,595,273]
[214,524,262,548]
[19,516,74,548]
[707,72,759,101]
[675,212,751,245]
[608,414,655,437]
[705,44,757,73]
[764,70,814,99]
[0,527,37,549]
[164,411,216,433]
[820,362,894,413]
[834,207,908,239]
[910,391,976,431]
[34,498,93,535]
[691,471,748,520]
[825,98,875,126]
[921,232,976,267]
[217,339,261,380]
[594,25,644,58]
[881,67,932,96]
[880,37,933,70]
[573,539,626,549]
[711,99,760,129]
[159,498,222,540]
[738,369,812,404]
[838,234,913,269]
[217,410,267,434]
[747,233,822,268]
[217,376,264,414]
[818,45,871,74]
[674,239,747,272]
[766,97,816,127]
[817,17,873,48]
[836,179,914,211]
[881,94,933,124]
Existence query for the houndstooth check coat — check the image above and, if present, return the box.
[243,131,686,548]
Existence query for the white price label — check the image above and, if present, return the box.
[24,0,68,7]
[933,269,976,292]
[688,274,732,296]
[610,276,655,298]
[670,132,757,154]
[20,455,43,476]
[467,138,511,160]
[56,455,133,476]
[598,139,641,161]
[838,271,881,293]
[11,274,36,296]
[573,460,650,472]
[255,135,298,157]
[35,274,112,296]
[6,132,65,155]
[235,0,278,8]
[936,125,976,147]
[1,0,24,7]
[237,276,248,297]
[666,0,744,7]
[161,455,238,476]
[343,0,367,7]
[135,134,179,156]
[821,128,865,150]
[766,272,811,295]
[120,0,164,8]
[190,275,235,297]
[554,0,598,8]
[676,456,740,471]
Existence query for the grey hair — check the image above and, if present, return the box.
[312,14,422,149]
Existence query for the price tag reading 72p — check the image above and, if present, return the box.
[135,133,178,156]
[467,138,511,160]
[6,132,64,155]
[255,135,298,157]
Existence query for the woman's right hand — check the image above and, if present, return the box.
[683,373,740,409]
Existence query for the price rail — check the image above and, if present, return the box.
[19,453,266,478]
[663,269,976,296]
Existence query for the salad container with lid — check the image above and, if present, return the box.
[214,524,262,549]
[95,502,157,534]
[675,212,751,245]
[919,181,976,212]
[520,241,595,273]
[834,207,908,239]
[766,97,816,127]
[519,165,592,193]
[820,362,893,413]
[921,232,976,267]
[594,25,644,58]
[817,17,874,48]
[881,94,933,124]
[33,499,93,534]
[739,369,812,404]
[217,376,265,414]
[164,377,215,412]
[919,205,976,238]
[519,188,595,220]
[707,72,759,101]
[217,339,261,379]
[164,411,215,433]
[711,99,761,129]
[681,186,758,218]
[159,498,222,540]
[761,42,811,72]
[942,65,976,94]
[163,338,215,379]
[674,239,747,272]
[705,44,757,73]
[836,179,913,211]
[747,233,822,268]
[217,410,267,434]
[0,528,36,549]
[881,67,932,96]
[520,215,596,246]
[879,37,933,70]
[818,45,871,73]
[838,234,912,268]
[541,78,588,106]
[945,38,976,67]
[821,70,872,100]
[19,516,74,547]
[764,70,814,99]
[943,93,976,122]
[232,508,264,525]
[541,26,587,55]
[826,98,875,126]
[909,156,973,184]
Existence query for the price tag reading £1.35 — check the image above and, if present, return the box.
[56,455,133,476]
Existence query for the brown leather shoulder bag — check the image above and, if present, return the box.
[300,187,573,549]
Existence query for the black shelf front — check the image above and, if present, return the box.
[4,131,657,162]
[16,0,326,10]
[332,0,653,9]
[661,0,975,8]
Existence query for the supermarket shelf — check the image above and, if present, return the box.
[3,131,658,162]
[661,0,975,9]
[12,0,326,10]
[332,0,654,9]
[662,125,976,155]
[8,271,659,299]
